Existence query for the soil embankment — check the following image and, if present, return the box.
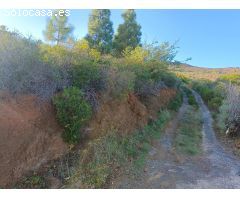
[0,88,177,188]
[0,93,68,187]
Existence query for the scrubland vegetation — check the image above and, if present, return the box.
[191,76,240,137]
[1,9,239,189]
[174,64,240,138]
[0,9,185,188]
[0,10,180,145]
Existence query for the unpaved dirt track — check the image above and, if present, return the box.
[180,91,240,188]
[113,91,240,189]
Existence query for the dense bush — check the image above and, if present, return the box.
[71,61,107,91]
[52,87,92,144]
[192,81,223,111]
[223,84,240,136]
[193,80,240,137]
[122,46,148,64]
[159,71,179,88]
[40,44,72,67]
[73,39,101,62]
[0,29,70,100]
[217,100,229,133]
[104,68,136,100]
[144,61,179,88]
[133,66,154,96]
[131,62,179,98]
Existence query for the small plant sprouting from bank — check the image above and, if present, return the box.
[52,87,92,144]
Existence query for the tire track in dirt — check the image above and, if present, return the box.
[112,94,190,188]
[113,91,240,188]
[178,91,240,188]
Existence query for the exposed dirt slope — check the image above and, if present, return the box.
[87,88,176,139]
[0,93,68,187]
[0,88,177,188]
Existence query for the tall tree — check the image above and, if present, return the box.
[43,10,73,45]
[113,9,142,56]
[85,9,114,54]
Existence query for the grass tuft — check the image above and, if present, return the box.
[175,106,202,155]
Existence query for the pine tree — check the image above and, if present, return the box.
[43,10,73,45]
[85,9,114,54]
[113,9,142,56]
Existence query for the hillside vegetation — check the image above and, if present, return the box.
[0,10,184,188]
[1,9,240,189]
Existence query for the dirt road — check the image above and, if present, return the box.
[113,91,240,188]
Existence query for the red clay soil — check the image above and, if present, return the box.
[86,93,148,139]
[0,92,68,187]
[143,88,177,119]
[0,88,176,187]
[86,88,176,139]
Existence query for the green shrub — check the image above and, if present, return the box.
[159,71,179,88]
[208,96,222,111]
[188,94,198,108]
[142,62,179,88]
[183,87,198,108]
[52,87,92,144]
[40,44,72,67]
[133,66,152,95]
[105,68,135,100]
[71,61,106,91]
[192,81,222,111]
[217,101,229,133]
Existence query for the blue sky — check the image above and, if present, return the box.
[0,9,240,68]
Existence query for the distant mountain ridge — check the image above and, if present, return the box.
[169,63,240,81]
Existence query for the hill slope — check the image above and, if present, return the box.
[169,64,240,81]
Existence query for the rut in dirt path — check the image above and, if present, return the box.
[179,91,240,188]
[113,91,240,189]
[112,94,190,188]
[160,94,188,151]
